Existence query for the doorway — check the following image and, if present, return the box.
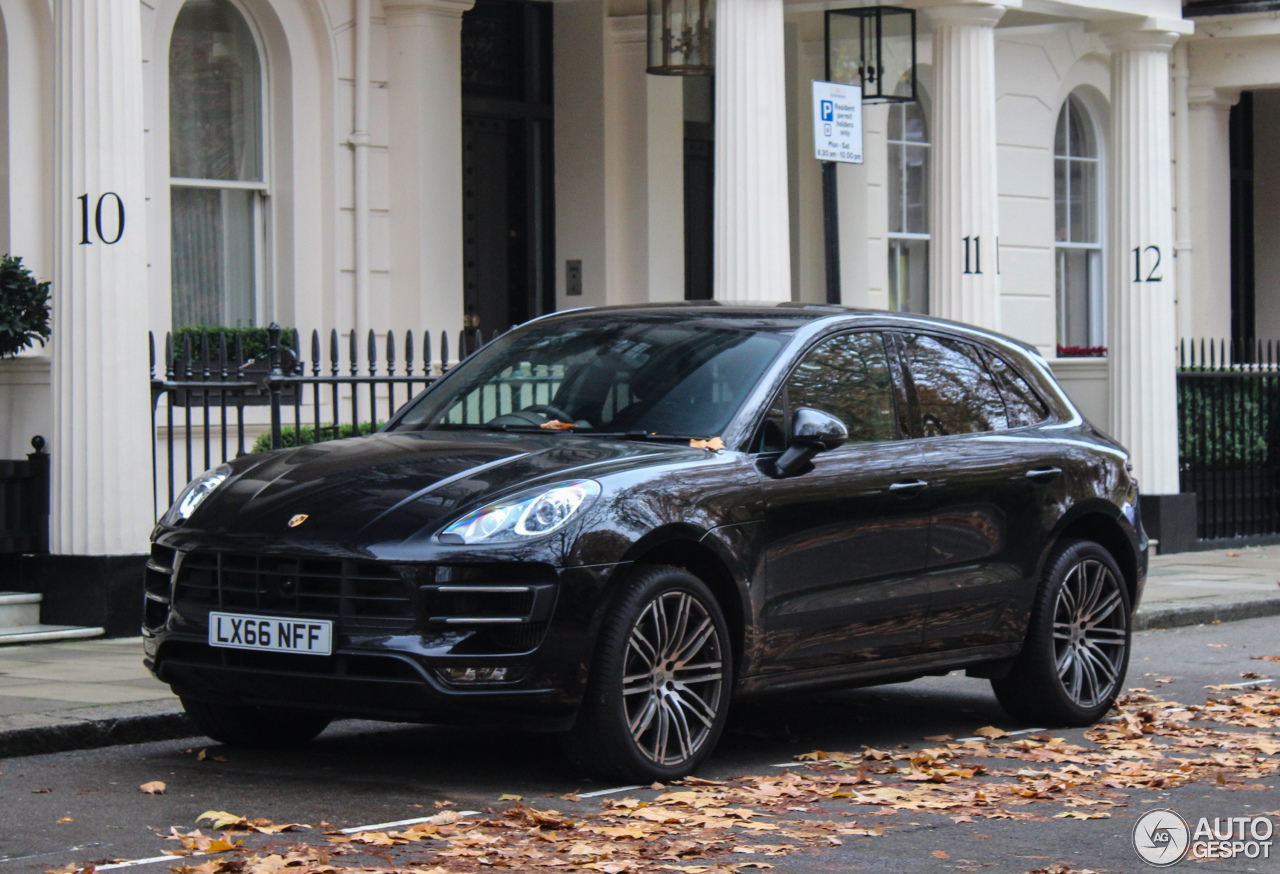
[461,0,554,334]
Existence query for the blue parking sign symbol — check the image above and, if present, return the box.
[821,100,834,121]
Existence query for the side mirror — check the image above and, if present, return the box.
[772,407,848,477]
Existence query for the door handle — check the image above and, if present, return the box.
[1025,467,1063,484]
[888,479,929,496]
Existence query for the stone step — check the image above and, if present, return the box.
[0,592,42,630]
[0,624,106,646]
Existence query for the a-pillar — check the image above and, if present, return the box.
[385,0,472,336]
[51,0,151,556]
[922,2,1005,330]
[1103,27,1194,550]
[714,0,791,302]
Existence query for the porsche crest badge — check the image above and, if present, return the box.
[288,514,309,528]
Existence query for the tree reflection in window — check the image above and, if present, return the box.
[785,332,898,445]
[900,334,1008,436]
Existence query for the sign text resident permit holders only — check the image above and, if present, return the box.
[812,81,863,164]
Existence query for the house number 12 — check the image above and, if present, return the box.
[1132,245,1161,283]
[78,193,125,245]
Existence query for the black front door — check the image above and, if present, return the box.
[758,331,932,673]
[461,0,554,335]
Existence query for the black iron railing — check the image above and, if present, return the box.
[1178,339,1280,541]
[0,436,50,554]
[150,324,500,518]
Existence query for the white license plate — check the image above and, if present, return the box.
[208,612,333,656]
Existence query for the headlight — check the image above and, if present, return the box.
[161,464,232,526]
[438,480,601,544]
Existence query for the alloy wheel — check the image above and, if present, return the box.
[621,591,725,767]
[1052,558,1127,709]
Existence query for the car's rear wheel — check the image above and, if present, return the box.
[992,538,1131,726]
[181,697,332,748]
[565,565,732,782]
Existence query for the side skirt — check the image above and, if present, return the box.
[733,644,1022,698]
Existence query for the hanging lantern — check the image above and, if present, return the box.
[826,6,916,103]
[647,0,714,76]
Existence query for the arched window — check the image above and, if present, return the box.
[887,101,929,313]
[169,0,266,329]
[1054,94,1102,350]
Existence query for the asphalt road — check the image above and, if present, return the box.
[2,616,1278,874]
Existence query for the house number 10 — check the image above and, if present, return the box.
[77,193,125,245]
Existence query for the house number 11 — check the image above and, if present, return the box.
[78,193,125,245]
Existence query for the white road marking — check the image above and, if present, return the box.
[79,812,484,870]
[576,785,643,798]
[1214,678,1274,688]
[337,812,478,834]
[956,727,1046,742]
[98,854,197,870]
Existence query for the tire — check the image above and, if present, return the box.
[992,538,1132,726]
[181,697,332,748]
[565,565,733,782]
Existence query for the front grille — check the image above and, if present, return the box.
[174,552,415,634]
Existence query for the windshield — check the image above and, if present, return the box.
[389,313,792,438]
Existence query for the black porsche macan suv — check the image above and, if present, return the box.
[144,304,1147,781]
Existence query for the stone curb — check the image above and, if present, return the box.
[1133,597,1280,631]
[1,600,1278,760]
[0,701,194,759]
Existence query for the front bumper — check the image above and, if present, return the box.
[143,540,625,730]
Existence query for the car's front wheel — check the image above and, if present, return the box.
[566,565,732,782]
[992,538,1132,726]
[181,697,332,748]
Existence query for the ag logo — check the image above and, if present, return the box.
[1133,809,1190,867]
[287,514,310,528]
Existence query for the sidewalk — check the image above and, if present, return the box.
[0,545,1277,758]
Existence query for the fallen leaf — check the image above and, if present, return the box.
[1227,552,1240,557]
[197,811,246,830]
[924,734,953,742]
[689,437,726,451]
[31,787,52,794]
[540,420,574,431]
[974,726,1009,739]
[57,817,73,823]
[499,793,523,801]
[139,781,167,794]
[932,850,950,859]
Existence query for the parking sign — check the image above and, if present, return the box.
[812,81,862,164]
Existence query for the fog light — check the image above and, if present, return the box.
[443,666,508,683]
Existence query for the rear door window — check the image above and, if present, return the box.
[898,333,1007,436]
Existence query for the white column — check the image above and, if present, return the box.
[925,3,1004,330]
[51,0,151,555]
[714,0,791,302]
[1104,29,1180,495]
[385,0,473,335]
[1186,87,1237,343]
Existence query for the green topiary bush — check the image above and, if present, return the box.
[252,420,385,453]
[0,255,51,358]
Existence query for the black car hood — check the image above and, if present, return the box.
[182,431,682,547]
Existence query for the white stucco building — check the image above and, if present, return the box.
[0,0,1275,624]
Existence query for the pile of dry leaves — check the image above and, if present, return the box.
[57,681,1280,874]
